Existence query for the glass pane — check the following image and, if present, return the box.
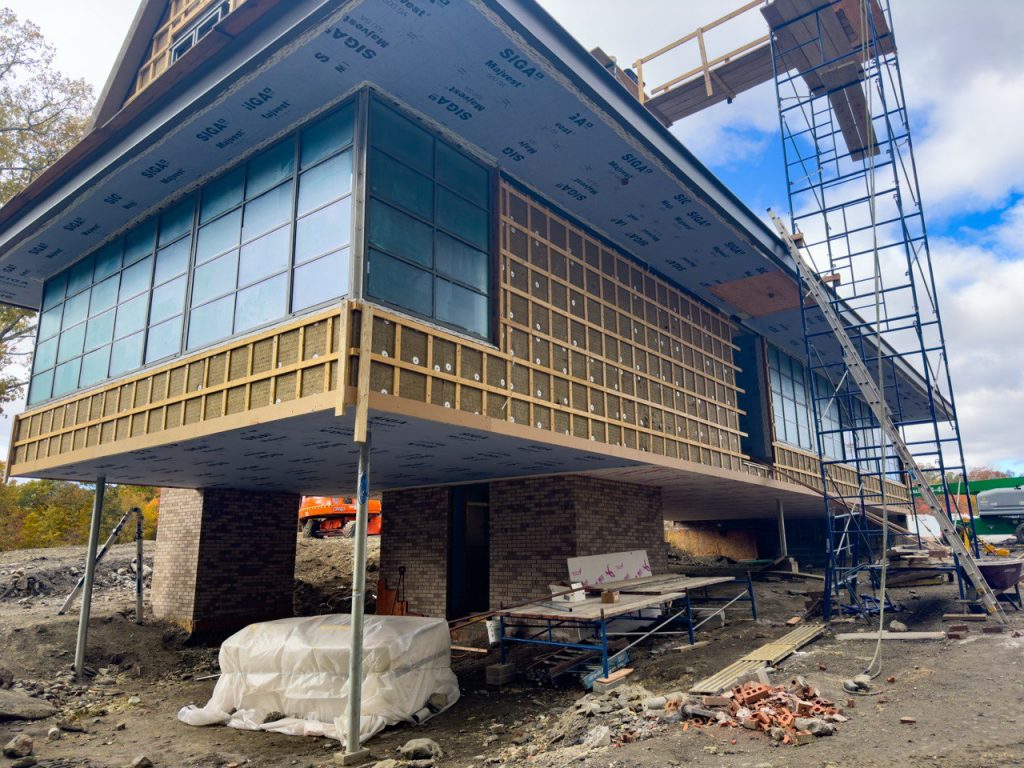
[93,241,123,281]
[109,331,144,377]
[79,346,111,387]
[247,140,294,199]
[297,150,352,215]
[239,225,290,286]
[292,249,348,311]
[242,182,292,241]
[367,199,431,267]
[39,306,62,340]
[234,273,287,334]
[35,336,57,372]
[192,250,237,306]
[437,141,489,207]
[29,369,53,405]
[435,279,488,336]
[53,358,82,398]
[187,294,234,349]
[90,275,119,315]
[436,232,488,291]
[160,196,194,246]
[85,309,115,352]
[370,101,433,175]
[196,209,241,263]
[150,275,187,324]
[369,150,433,220]
[301,102,355,168]
[63,291,90,328]
[201,166,245,223]
[42,273,67,310]
[295,198,351,265]
[367,250,431,317]
[66,256,94,296]
[154,237,190,284]
[437,187,488,250]
[146,316,182,363]
[119,256,152,301]
[115,292,149,338]
[124,219,156,265]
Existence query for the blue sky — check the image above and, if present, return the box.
[2,0,1023,475]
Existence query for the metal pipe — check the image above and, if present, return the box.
[342,438,371,763]
[75,476,105,679]
[135,507,144,625]
[58,505,139,616]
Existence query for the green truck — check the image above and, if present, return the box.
[948,477,1024,543]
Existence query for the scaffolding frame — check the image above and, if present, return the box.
[768,0,978,618]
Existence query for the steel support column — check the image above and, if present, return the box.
[75,476,105,679]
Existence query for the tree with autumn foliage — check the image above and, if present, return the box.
[0,8,93,409]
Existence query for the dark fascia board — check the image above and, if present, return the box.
[485,0,948,417]
[90,0,168,130]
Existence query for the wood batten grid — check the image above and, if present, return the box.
[773,442,911,506]
[9,306,344,475]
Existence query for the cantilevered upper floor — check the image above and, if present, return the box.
[0,0,919,517]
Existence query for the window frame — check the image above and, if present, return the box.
[28,97,358,407]
[362,94,497,343]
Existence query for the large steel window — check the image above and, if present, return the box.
[28,100,355,406]
[365,98,492,339]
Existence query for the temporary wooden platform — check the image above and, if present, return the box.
[644,0,894,160]
[583,574,736,596]
[498,590,688,623]
[689,623,826,694]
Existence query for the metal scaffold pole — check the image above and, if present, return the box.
[341,435,372,764]
[75,476,106,679]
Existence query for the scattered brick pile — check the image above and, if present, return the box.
[676,676,847,746]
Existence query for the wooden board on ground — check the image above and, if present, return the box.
[942,613,988,622]
[689,624,826,694]
[835,631,946,641]
[595,667,633,685]
[674,640,710,652]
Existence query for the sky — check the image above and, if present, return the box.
[2,0,1023,475]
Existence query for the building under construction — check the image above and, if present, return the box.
[0,0,981,634]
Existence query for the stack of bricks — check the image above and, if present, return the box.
[152,487,299,637]
[379,486,451,618]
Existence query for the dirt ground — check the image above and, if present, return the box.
[1,538,1022,768]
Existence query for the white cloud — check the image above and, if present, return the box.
[930,200,1024,471]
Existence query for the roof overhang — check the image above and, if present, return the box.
[0,0,943,420]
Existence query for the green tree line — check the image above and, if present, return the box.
[0,469,159,550]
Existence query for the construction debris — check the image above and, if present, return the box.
[674,677,845,746]
[835,631,946,641]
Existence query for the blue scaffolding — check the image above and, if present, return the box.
[767,0,978,618]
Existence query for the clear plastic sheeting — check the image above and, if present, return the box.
[178,614,459,746]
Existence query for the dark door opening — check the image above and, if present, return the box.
[448,484,490,619]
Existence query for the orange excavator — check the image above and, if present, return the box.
[299,496,382,538]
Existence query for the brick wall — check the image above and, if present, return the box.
[380,476,666,617]
[574,477,666,575]
[489,477,577,608]
[151,488,202,621]
[379,486,450,618]
[152,487,299,637]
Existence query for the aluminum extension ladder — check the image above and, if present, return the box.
[769,211,1007,624]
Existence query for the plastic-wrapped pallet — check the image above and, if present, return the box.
[178,614,460,746]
